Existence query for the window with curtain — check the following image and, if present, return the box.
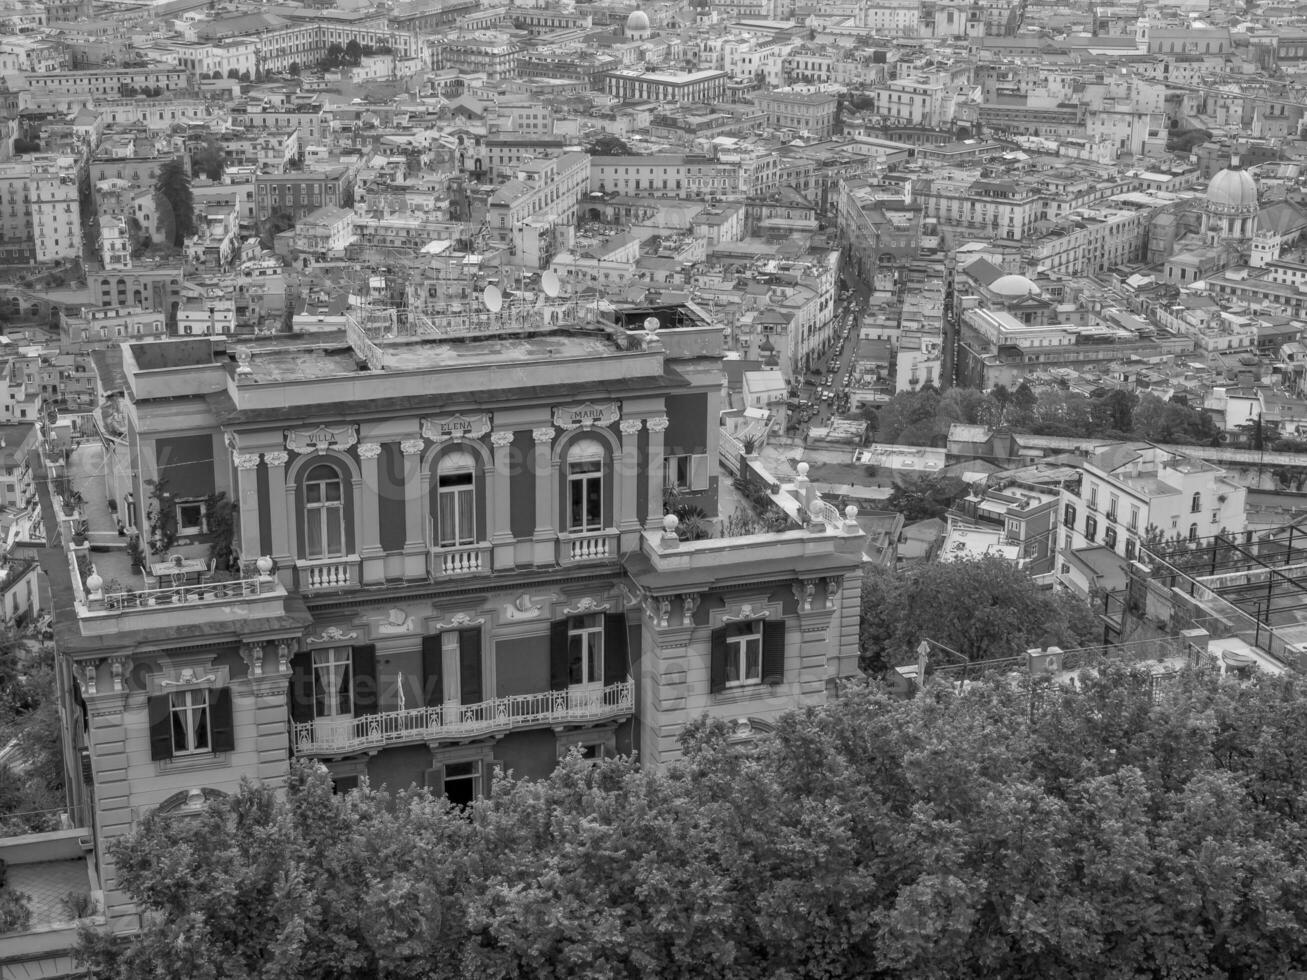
[304,463,344,559]
[312,647,352,718]
[436,449,476,547]
[567,438,604,532]
[170,689,209,754]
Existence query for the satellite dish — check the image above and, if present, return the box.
[643,316,660,332]
[542,270,560,297]
[483,284,502,313]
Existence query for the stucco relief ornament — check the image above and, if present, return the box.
[642,595,672,628]
[160,667,216,687]
[619,418,644,436]
[264,451,289,468]
[233,452,261,470]
[357,442,382,460]
[377,608,415,634]
[241,643,265,676]
[563,596,611,616]
[422,412,492,443]
[504,592,556,621]
[723,604,771,624]
[792,580,816,613]
[436,610,486,630]
[532,426,556,444]
[490,430,515,448]
[553,401,621,431]
[645,416,670,434]
[825,577,842,609]
[76,660,98,696]
[400,439,426,456]
[285,424,358,456]
[306,625,359,645]
[277,640,297,674]
[681,592,701,627]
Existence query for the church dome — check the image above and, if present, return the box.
[990,274,1041,299]
[1206,164,1258,215]
[626,9,650,32]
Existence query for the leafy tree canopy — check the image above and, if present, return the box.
[80,664,1307,979]
[586,134,635,157]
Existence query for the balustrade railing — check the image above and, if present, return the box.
[295,557,358,591]
[292,680,634,754]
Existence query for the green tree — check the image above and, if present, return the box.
[154,158,195,247]
[344,39,362,65]
[1131,392,1219,446]
[192,137,225,181]
[884,472,967,522]
[876,388,943,445]
[226,68,240,79]
[859,555,1100,669]
[585,134,635,157]
[288,61,301,75]
[323,42,345,68]
[1089,387,1138,435]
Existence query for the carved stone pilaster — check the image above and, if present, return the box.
[619,418,644,436]
[400,439,425,456]
[792,579,817,613]
[645,416,670,433]
[241,642,265,677]
[263,451,289,468]
[233,453,261,470]
[357,442,382,460]
[490,430,515,448]
[680,592,700,628]
[532,426,556,444]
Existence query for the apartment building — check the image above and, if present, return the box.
[230,103,331,147]
[486,151,588,251]
[20,65,190,96]
[254,167,353,222]
[604,68,729,105]
[60,306,167,353]
[50,311,862,932]
[0,157,83,265]
[754,90,839,138]
[438,33,521,78]
[167,39,258,83]
[1057,444,1248,592]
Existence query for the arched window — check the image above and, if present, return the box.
[435,449,476,547]
[566,439,605,533]
[1188,523,1198,543]
[304,463,344,558]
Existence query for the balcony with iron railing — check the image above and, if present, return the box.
[291,679,634,755]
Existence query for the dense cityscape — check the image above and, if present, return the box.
[0,0,1304,973]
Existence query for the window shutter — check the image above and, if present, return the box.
[459,629,483,705]
[690,453,709,491]
[762,620,786,686]
[210,686,235,753]
[709,626,728,694]
[289,651,313,724]
[603,612,628,686]
[549,618,570,691]
[421,634,443,707]
[352,644,378,716]
[148,694,173,761]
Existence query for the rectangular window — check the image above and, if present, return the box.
[1191,492,1201,513]
[568,459,603,532]
[176,500,205,534]
[726,621,763,687]
[1125,538,1137,561]
[1107,494,1119,521]
[1085,516,1097,542]
[170,689,210,754]
[1129,505,1139,531]
[665,454,691,490]
[304,473,344,558]
[442,760,481,806]
[437,471,475,547]
[567,614,604,687]
[1104,526,1118,549]
[312,647,352,718]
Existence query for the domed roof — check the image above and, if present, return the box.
[626,9,650,31]
[990,274,1041,299]
[1206,165,1258,214]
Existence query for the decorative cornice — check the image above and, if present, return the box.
[285,424,358,456]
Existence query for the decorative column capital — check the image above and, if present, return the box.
[792,579,817,613]
[532,426,556,445]
[400,439,425,456]
[357,442,382,460]
[490,430,515,448]
[240,642,265,677]
[263,451,289,468]
[825,576,843,610]
[619,418,644,436]
[233,452,261,470]
[680,592,701,628]
[645,416,670,434]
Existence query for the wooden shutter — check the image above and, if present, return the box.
[709,627,728,694]
[421,634,443,707]
[690,453,709,491]
[210,686,235,753]
[148,694,173,761]
[549,618,570,691]
[603,612,628,686]
[289,651,314,724]
[352,644,378,716]
[762,620,786,686]
[459,629,483,705]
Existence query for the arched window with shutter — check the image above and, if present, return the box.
[435,448,477,547]
[566,437,605,533]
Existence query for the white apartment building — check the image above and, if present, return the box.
[487,151,589,252]
[30,165,81,264]
[99,215,131,271]
[1057,444,1248,592]
[166,39,258,83]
